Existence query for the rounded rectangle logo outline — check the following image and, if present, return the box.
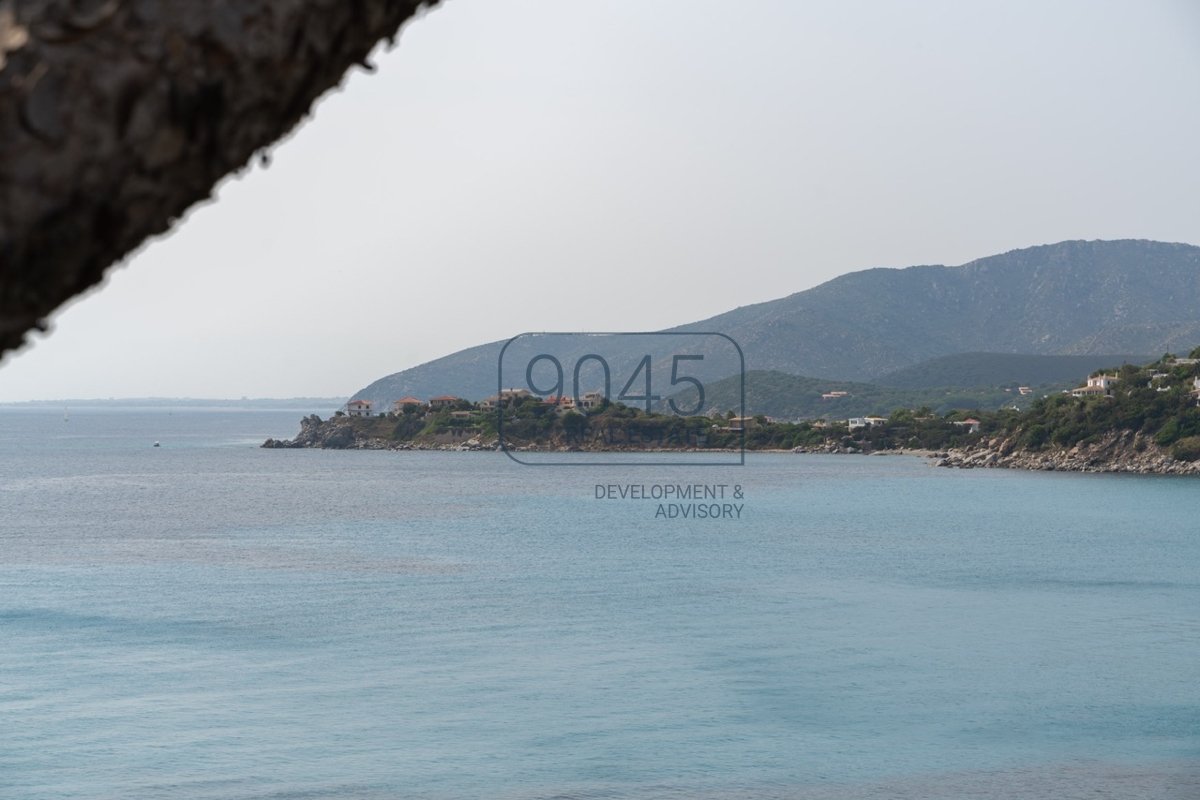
[496,331,745,467]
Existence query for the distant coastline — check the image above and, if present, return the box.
[262,410,1200,476]
[264,349,1200,477]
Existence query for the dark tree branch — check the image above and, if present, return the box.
[0,0,437,358]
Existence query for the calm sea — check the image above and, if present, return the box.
[1,407,1197,799]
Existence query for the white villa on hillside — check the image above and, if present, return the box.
[346,399,373,417]
[578,391,606,410]
[1071,374,1118,398]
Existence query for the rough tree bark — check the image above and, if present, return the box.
[0,0,437,359]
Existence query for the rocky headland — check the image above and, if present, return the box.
[263,415,496,451]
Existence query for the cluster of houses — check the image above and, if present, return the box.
[843,414,981,433]
[342,388,611,419]
[847,415,981,434]
[1069,369,1200,403]
[341,362,1200,429]
[345,395,473,418]
[344,396,460,417]
[342,390,777,434]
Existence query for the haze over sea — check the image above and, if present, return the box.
[1,406,1197,799]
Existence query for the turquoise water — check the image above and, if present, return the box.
[1,407,1197,799]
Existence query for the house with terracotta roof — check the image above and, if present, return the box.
[429,395,463,409]
[543,394,577,413]
[391,396,424,413]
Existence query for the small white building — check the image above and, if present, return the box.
[346,399,373,417]
[578,391,606,410]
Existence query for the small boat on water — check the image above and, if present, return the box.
[153,441,160,447]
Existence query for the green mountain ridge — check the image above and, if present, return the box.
[875,352,1152,390]
[351,239,1200,407]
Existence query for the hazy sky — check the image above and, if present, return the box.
[2,0,1199,401]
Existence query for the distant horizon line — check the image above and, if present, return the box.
[0,396,348,406]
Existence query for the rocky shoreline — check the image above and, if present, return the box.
[931,429,1200,475]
